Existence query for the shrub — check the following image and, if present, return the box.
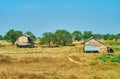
[96,54,120,63]
[110,55,120,62]
[96,56,111,62]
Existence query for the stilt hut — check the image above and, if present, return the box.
[16,35,34,48]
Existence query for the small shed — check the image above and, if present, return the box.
[84,37,108,53]
[16,35,34,48]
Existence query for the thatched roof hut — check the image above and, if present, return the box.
[84,37,109,53]
[16,35,34,48]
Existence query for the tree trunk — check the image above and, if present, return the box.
[48,41,51,47]
[63,41,66,46]
[115,39,117,41]
[12,42,15,45]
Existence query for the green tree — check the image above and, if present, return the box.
[71,31,82,41]
[109,34,115,40]
[4,29,23,45]
[115,33,120,41]
[55,30,72,46]
[83,31,93,40]
[40,32,55,47]
[25,31,36,40]
[0,34,2,40]
[103,34,110,40]
[93,34,104,39]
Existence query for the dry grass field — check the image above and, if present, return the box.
[0,45,120,79]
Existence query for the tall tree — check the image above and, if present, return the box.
[103,34,110,40]
[55,30,72,46]
[0,34,2,40]
[109,34,115,40]
[93,34,104,39]
[115,33,120,41]
[25,31,36,40]
[40,32,55,47]
[71,31,82,41]
[83,31,93,40]
[4,29,23,45]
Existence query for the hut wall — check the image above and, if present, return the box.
[17,36,30,45]
[18,36,28,43]
[99,45,107,53]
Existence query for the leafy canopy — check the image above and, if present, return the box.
[25,31,36,40]
[55,30,72,46]
[0,34,2,40]
[72,31,82,41]
[4,29,23,45]
[40,32,55,47]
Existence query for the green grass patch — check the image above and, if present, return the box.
[95,54,120,63]
[110,55,120,62]
[95,56,111,62]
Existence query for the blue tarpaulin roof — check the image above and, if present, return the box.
[85,46,99,51]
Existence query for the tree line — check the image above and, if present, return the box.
[40,30,120,47]
[0,29,120,46]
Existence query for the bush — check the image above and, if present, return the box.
[110,55,120,62]
[96,54,120,63]
[96,56,111,62]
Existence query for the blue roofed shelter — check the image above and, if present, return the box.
[84,37,108,53]
[85,46,99,52]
